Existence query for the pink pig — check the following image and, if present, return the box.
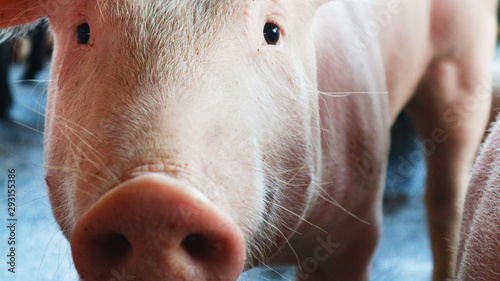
[0,0,497,280]
[456,117,500,279]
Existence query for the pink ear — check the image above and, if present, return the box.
[0,0,46,28]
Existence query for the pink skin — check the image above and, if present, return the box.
[0,0,496,280]
[456,118,500,280]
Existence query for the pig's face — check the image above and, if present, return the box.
[40,0,322,277]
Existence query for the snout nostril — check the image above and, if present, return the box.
[182,233,215,260]
[99,232,131,263]
[72,177,247,280]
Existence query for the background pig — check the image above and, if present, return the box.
[456,118,500,279]
[0,0,497,280]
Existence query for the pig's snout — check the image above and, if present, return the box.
[70,175,246,281]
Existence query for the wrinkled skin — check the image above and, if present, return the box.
[0,0,497,280]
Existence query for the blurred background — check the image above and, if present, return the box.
[0,11,499,281]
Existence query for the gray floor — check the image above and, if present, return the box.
[0,64,431,280]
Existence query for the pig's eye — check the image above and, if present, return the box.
[263,22,280,45]
[77,23,91,45]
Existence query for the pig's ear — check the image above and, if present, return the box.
[0,0,46,28]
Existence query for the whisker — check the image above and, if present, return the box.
[12,120,44,134]
[319,91,388,97]
[267,200,327,234]
[55,119,115,184]
[258,263,293,281]
[38,229,62,279]
[261,220,302,273]
[53,115,100,141]
[318,94,340,165]
[313,185,370,225]
[51,239,73,281]
[261,201,302,236]
[61,124,110,182]
[0,142,44,168]
[18,99,47,117]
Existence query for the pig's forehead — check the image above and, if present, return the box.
[91,0,255,49]
[96,0,247,24]
[75,0,257,88]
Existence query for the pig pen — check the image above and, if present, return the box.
[0,60,436,281]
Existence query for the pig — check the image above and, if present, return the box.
[456,120,500,278]
[0,0,496,280]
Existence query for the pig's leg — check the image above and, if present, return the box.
[0,41,12,120]
[405,46,494,279]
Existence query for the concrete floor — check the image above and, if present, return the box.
[0,64,431,280]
